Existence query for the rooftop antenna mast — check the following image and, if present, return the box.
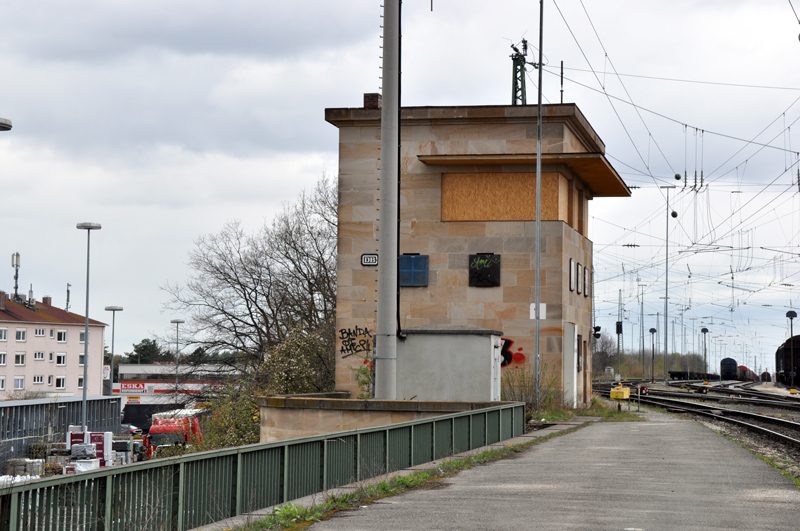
[11,252,20,302]
[510,39,537,105]
[66,283,71,312]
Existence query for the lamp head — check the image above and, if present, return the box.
[76,222,101,231]
[787,310,797,320]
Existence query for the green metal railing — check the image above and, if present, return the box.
[1,402,524,531]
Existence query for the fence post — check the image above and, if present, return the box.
[235,451,243,516]
[322,439,328,491]
[6,491,19,531]
[499,407,503,442]
[384,428,389,473]
[431,420,436,461]
[174,462,185,531]
[282,444,290,504]
[410,424,415,466]
[99,473,113,530]
[356,433,361,482]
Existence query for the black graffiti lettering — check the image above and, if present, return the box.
[500,337,513,367]
[339,327,373,356]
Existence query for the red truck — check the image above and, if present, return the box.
[143,409,203,458]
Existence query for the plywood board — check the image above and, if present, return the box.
[441,172,561,221]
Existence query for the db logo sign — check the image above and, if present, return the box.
[361,254,379,266]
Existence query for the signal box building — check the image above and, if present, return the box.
[326,98,630,408]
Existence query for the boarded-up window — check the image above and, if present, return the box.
[441,172,560,221]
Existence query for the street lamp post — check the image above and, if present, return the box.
[787,311,797,387]
[649,328,657,382]
[104,306,123,396]
[170,319,185,406]
[77,222,101,431]
[701,327,709,379]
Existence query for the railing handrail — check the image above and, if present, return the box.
[2,401,525,530]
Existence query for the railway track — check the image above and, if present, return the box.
[597,388,800,451]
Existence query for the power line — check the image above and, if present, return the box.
[545,65,800,92]
[548,69,800,157]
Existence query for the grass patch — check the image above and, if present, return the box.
[755,453,800,489]
[718,433,800,490]
[532,396,646,424]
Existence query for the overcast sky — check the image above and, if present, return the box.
[1,1,798,373]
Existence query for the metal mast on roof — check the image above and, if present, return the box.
[11,252,20,302]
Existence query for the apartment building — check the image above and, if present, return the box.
[0,291,105,400]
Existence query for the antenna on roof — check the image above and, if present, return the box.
[66,283,71,312]
[11,252,20,302]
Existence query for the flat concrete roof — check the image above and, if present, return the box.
[325,103,630,198]
[0,117,11,131]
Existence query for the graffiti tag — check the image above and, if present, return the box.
[470,254,500,270]
[339,326,373,357]
[500,337,526,368]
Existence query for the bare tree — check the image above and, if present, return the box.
[162,174,337,387]
[591,332,617,375]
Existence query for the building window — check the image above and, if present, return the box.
[49,329,54,339]
[34,328,45,337]
[79,331,86,343]
[34,351,45,361]
[0,352,5,365]
[0,377,4,390]
[14,377,24,390]
[33,375,43,385]
[576,263,582,295]
[14,353,25,366]
[77,377,84,389]
[398,254,430,287]
[16,329,26,342]
[49,352,54,362]
[57,330,67,342]
[47,375,53,385]
[56,353,66,366]
[569,259,575,291]
[0,329,7,341]
[79,354,85,366]
[55,377,65,389]
[584,267,590,298]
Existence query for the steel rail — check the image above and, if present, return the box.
[599,390,800,450]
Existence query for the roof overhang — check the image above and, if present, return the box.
[0,117,11,131]
[417,152,631,198]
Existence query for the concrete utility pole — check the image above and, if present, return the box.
[375,0,400,399]
[533,0,544,410]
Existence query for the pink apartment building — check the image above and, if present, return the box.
[0,291,105,400]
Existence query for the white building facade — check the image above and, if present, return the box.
[0,292,105,400]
